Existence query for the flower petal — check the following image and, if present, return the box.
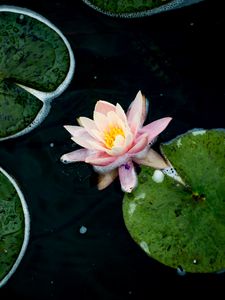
[85,152,116,166]
[77,117,101,141]
[95,100,116,115]
[60,149,90,164]
[97,169,118,190]
[118,161,137,193]
[128,134,148,155]
[107,111,123,126]
[116,103,128,124]
[93,154,129,174]
[133,148,168,169]
[127,91,147,136]
[93,111,109,132]
[70,131,105,150]
[64,125,85,137]
[139,117,172,143]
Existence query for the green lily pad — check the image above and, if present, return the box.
[82,0,204,17]
[0,6,75,140]
[0,167,30,287]
[123,129,225,273]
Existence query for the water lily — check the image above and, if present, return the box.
[61,91,172,192]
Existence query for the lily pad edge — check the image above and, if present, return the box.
[82,0,204,18]
[160,128,225,186]
[0,166,30,288]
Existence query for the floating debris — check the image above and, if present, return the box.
[79,226,87,234]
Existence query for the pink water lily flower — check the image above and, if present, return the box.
[61,91,172,192]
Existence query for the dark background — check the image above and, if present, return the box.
[0,0,225,299]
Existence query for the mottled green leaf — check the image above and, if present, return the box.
[0,10,70,91]
[0,8,72,139]
[84,0,171,14]
[0,81,42,138]
[0,170,25,282]
[123,129,225,273]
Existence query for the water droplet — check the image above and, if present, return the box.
[193,259,197,264]
[19,14,24,20]
[79,226,87,234]
[93,75,97,80]
[152,170,164,183]
[50,142,54,148]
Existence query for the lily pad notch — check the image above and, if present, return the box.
[0,167,30,288]
[0,5,75,141]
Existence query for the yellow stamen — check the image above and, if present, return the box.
[104,126,125,149]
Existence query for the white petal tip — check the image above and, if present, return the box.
[60,155,70,164]
[122,186,134,193]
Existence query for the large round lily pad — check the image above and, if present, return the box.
[0,6,75,141]
[123,129,225,273]
[82,0,204,18]
[0,167,30,287]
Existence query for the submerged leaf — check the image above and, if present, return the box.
[123,129,225,273]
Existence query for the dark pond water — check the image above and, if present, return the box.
[0,0,225,299]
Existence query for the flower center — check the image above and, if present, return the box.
[104,126,125,149]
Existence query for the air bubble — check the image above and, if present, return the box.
[79,226,87,234]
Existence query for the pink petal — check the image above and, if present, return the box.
[139,117,172,144]
[115,103,128,124]
[64,125,85,137]
[128,134,148,155]
[93,111,109,132]
[85,152,116,166]
[77,117,101,141]
[94,100,116,116]
[60,149,90,164]
[97,169,118,190]
[118,161,137,193]
[71,131,105,150]
[93,154,129,174]
[107,111,122,126]
[133,148,168,169]
[127,91,147,136]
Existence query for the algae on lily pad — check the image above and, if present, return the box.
[0,167,30,287]
[82,0,204,18]
[0,6,75,141]
[123,129,225,273]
